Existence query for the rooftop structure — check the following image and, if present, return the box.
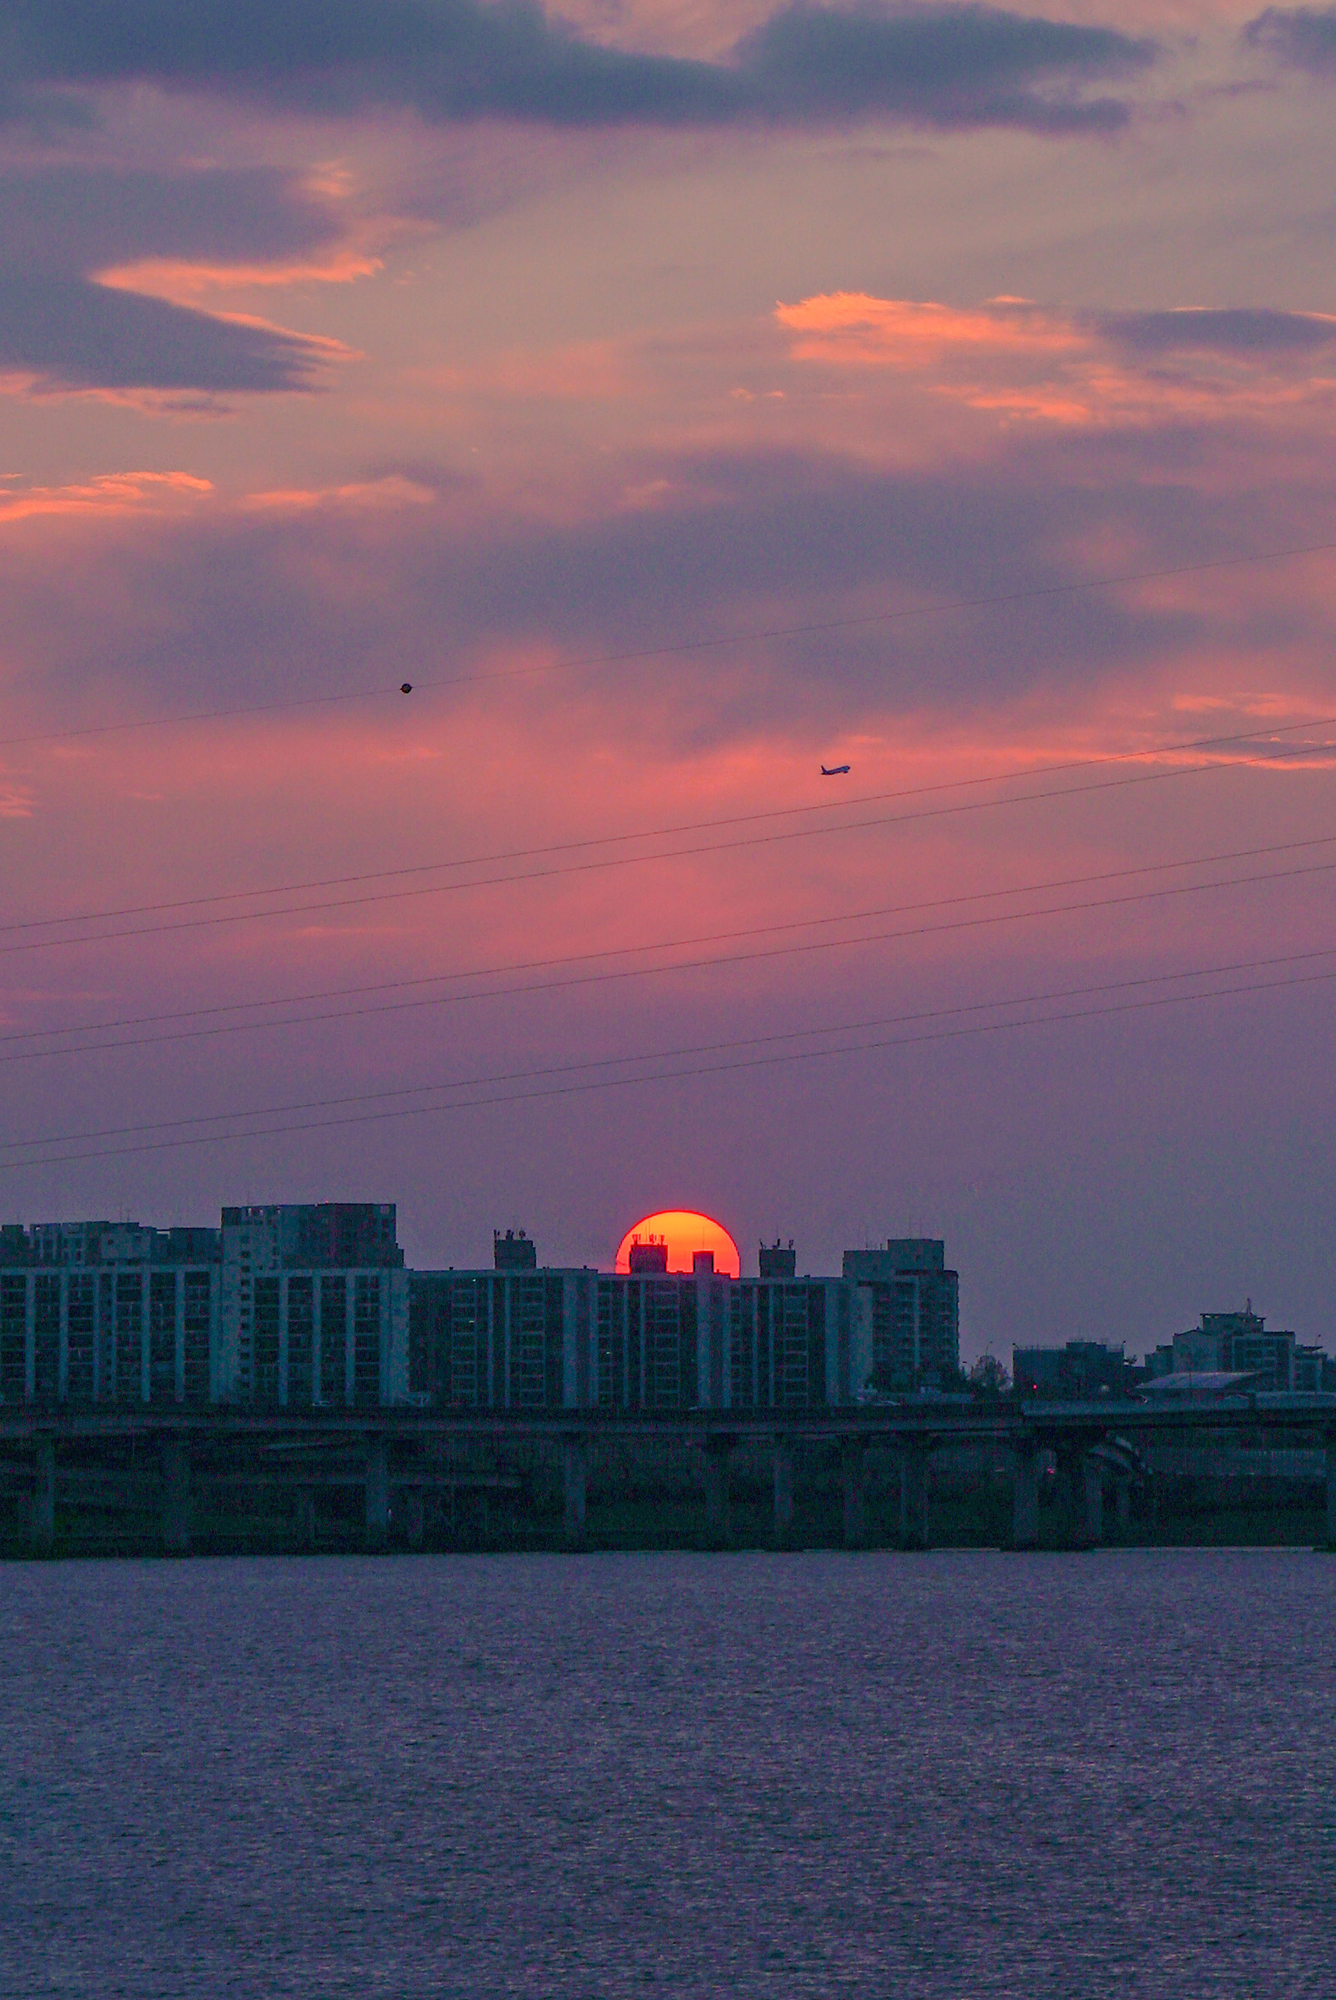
[842,1238,947,1280]
[759,1240,797,1280]
[493,1230,537,1271]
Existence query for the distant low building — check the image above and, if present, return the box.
[10,1220,222,1268]
[1146,1304,1335,1394]
[1012,1339,1133,1401]
[1293,1344,1335,1393]
[1141,1370,1260,1402]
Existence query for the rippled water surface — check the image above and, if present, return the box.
[2,1551,1334,1997]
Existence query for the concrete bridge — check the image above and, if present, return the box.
[2,1400,1334,1554]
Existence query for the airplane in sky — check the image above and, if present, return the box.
[820,763,851,776]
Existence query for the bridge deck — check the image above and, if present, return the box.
[0,1397,1333,1444]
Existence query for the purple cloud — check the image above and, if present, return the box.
[0,165,348,394]
[0,274,337,393]
[0,0,1156,134]
[1096,306,1336,356]
[1243,6,1336,73]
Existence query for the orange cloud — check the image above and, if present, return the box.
[96,249,384,301]
[239,475,438,514]
[0,471,213,524]
[775,292,1336,429]
[777,292,1084,368]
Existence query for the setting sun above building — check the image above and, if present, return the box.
[615,1211,741,1277]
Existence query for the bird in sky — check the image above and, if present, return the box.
[821,763,851,776]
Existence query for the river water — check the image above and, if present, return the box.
[2,1550,1333,1997]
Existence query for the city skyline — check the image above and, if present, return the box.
[0,1202,962,1409]
[4,1195,1322,1368]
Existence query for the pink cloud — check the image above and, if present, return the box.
[776,291,1336,428]
[0,470,213,522]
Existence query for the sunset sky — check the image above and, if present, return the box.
[4,0,1336,1359]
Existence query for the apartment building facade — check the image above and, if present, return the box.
[841,1239,961,1393]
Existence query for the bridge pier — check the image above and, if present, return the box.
[1054,1442,1103,1548]
[1011,1438,1040,1550]
[161,1440,191,1555]
[1326,1432,1336,1546]
[699,1438,733,1546]
[899,1447,930,1549]
[365,1437,389,1549]
[772,1438,795,1544]
[563,1435,588,1546]
[406,1487,425,1550]
[295,1487,316,1550]
[1083,1456,1105,1545]
[1054,1444,1079,1544]
[30,1439,55,1555]
[1114,1475,1132,1531]
[841,1442,866,1548]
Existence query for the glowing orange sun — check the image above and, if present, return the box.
[614,1210,741,1277]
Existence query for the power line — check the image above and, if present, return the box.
[4,829,1336,1065]
[4,945,1333,1170]
[9,737,1336,961]
[2,534,1334,755]
[5,710,1335,944]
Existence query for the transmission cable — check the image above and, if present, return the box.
[5,710,1335,945]
[8,738,1336,961]
[4,829,1336,1064]
[4,947,1333,1170]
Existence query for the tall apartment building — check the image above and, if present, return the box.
[408,1239,862,1412]
[407,1232,960,1410]
[0,1217,222,1408]
[840,1240,961,1392]
[0,1204,407,1410]
[220,1203,406,1405]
